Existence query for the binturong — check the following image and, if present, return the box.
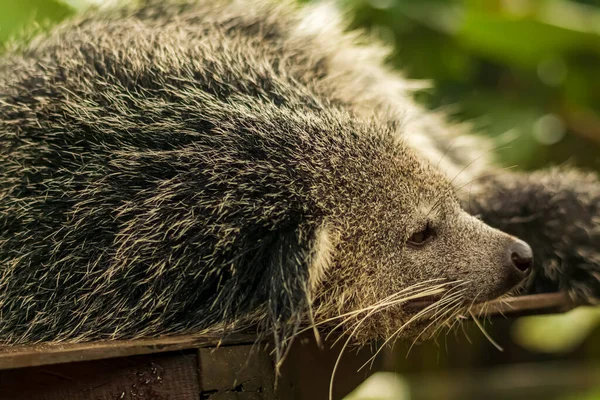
[0,0,599,364]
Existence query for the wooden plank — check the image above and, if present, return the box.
[277,334,380,400]
[198,344,276,399]
[0,351,200,400]
[0,332,255,370]
[196,334,380,400]
[0,293,579,370]
[0,336,377,400]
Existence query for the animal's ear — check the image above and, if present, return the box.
[261,223,334,365]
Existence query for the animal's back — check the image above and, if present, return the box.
[0,0,353,343]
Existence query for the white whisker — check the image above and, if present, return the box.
[469,309,503,352]
[359,284,469,370]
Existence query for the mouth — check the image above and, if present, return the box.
[404,293,491,313]
[403,294,445,311]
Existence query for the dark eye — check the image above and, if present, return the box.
[407,222,435,247]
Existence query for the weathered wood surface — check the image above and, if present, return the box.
[198,345,277,399]
[0,332,255,371]
[0,350,201,400]
[0,337,377,400]
[0,293,577,371]
[0,292,588,400]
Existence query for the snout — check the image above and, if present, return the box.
[501,238,533,290]
[507,239,533,274]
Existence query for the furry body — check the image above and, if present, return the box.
[0,0,598,353]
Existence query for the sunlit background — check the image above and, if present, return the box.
[1,0,600,399]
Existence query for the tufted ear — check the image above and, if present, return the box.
[220,221,334,366]
[257,223,333,365]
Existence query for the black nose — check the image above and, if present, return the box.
[508,239,533,273]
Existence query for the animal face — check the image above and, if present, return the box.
[311,147,532,341]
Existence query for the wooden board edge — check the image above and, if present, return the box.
[0,292,583,370]
[0,333,256,370]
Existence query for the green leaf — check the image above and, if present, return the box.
[457,8,600,69]
[512,307,600,353]
[0,0,74,44]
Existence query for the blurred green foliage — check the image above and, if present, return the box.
[341,0,600,171]
[0,0,73,44]
[512,307,600,354]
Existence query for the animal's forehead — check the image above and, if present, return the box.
[400,156,456,195]
[408,169,459,217]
